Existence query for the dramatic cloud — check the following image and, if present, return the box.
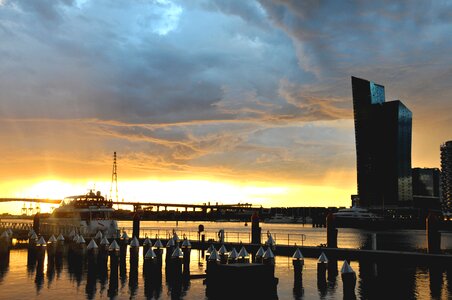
[0,0,451,207]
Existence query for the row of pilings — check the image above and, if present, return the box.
[21,228,193,299]
[4,226,358,299]
[203,228,358,300]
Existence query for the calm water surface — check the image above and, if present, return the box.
[0,221,451,299]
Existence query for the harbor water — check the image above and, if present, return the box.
[0,221,451,299]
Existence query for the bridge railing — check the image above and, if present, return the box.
[122,227,307,246]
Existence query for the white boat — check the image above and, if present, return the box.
[44,190,119,238]
[264,214,297,224]
[333,206,382,222]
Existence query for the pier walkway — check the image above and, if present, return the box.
[2,221,452,267]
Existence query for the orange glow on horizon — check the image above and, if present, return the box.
[0,178,353,214]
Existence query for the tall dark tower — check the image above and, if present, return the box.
[441,141,452,212]
[351,76,413,208]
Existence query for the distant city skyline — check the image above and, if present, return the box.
[0,1,451,213]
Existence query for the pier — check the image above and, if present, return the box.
[2,222,451,267]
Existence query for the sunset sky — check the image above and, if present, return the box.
[1,1,451,213]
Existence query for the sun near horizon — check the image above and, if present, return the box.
[0,173,355,214]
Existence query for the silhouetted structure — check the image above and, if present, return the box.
[412,168,441,210]
[351,76,413,208]
[413,168,440,197]
[441,141,452,212]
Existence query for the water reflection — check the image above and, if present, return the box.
[97,254,109,295]
[27,248,36,275]
[292,268,303,300]
[327,258,338,295]
[129,251,139,298]
[429,265,443,299]
[108,255,119,298]
[0,252,10,283]
[85,257,97,299]
[47,256,55,287]
[68,253,84,287]
[35,255,44,293]
[358,262,417,299]
[4,247,452,299]
[447,267,452,295]
[55,255,63,279]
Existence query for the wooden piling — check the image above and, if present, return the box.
[326,212,338,248]
[33,213,40,235]
[427,212,441,254]
[132,212,140,239]
[341,260,357,299]
[292,248,304,283]
[251,212,262,244]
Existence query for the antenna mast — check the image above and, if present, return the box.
[110,152,119,204]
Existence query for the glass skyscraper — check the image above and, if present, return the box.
[351,76,413,208]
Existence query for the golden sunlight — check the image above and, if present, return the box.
[0,178,352,214]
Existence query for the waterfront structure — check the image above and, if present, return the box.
[441,141,452,212]
[412,168,440,197]
[412,167,441,210]
[351,76,413,208]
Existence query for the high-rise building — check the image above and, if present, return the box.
[412,167,441,210]
[441,141,452,212]
[351,76,413,208]
[412,168,440,197]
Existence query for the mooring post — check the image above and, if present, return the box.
[228,248,238,264]
[251,212,261,244]
[143,237,151,258]
[36,236,47,259]
[76,235,87,257]
[341,260,357,298]
[108,244,119,299]
[132,212,141,239]
[166,238,176,265]
[144,247,159,280]
[56,234,65,256]
[94,231,103,246]
[427,212,441,254]
[87,239,99,258]
[47,235,57,257]
[99,236,110,259]
[326,212,337,248]
[171,246,184,284]
[206,248,219,281]
[153,239,164,267]
[218,244,228,264]
[119,232,129,260]
[255,246,265,263]
[181,238,191,274]
[292,248,304,283]
[238,246,250,263]
[293,249,304,299]
[130,236,140,258]
[317,252,328,281]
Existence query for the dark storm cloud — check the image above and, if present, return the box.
[0,0,346,124]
